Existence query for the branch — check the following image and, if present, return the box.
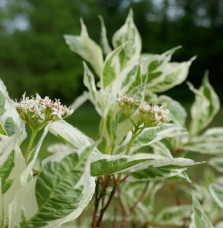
[129,182,149,213]
[92,178,100,228]
[96,183,117,227]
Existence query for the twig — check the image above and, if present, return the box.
[169,183,181,206]
[172,148,183,155]
[96,183,117,227]
[117,185,127,217]
[129,182,149,213]
[92,178,100,228]
[121,182,149,228]
[101,175,111,208]
[119,173,130,183]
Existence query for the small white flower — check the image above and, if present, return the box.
[117,95,136,116]
[139,102,171,126]
[16,94,72,129]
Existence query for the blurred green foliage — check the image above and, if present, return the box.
[0,0,222,103]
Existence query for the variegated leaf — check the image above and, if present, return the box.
[64,20,103,77]
[209,157,223,173]
[90,153,199,176]
[49,120,93,150]
[116,124,187,155]
[9,144,95,228]
[183,127,223,154]
[102,43,127,89]
[1,146,26,222]
[150,94,187,127]
[190,195,214,228]
[155,205,192,226]
[147,57,195,93]
[129,167,190,182]
[99,16,112,55]
[112,9,141,69]
[209,184,223,209]
[20,125,50,185]
[0,79,24,137]
[189,73,220,137]
[151,142,172,158]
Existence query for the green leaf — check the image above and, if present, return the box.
[83,62,97,100]
[117,124,187,155]
[20,125,50,185]
[147,57,195,93]
[91,155,148,176]
[0,130,21,165]
[151,142,172,158]
[0,178,2,224]
[155,205,192,226]
[141,46,181,90]
[49,120,93,149]
[151,95,187,127]
[114,111,139,149]
[189,73,220,137]
[91,153,198,176]
[0,152,14,194]
[0,121,7,136]
[0,91,6,116]
[209,184,223,208]
[0,79,22,136]
[130,167,189,182]
[99,16,112,55]
[183,127,223,154]
[102,44,126,89]
[3,146,26,220]
[209,157,223,173]
[4,117,17,136]
[112,9,141,69]
[99,102,120,153]
[64,20,103,76]
[30,153,83,225]
[10,144,96,227]
[190,195,214,228]
[82,63,104,115]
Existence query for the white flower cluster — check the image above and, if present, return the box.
[117,95,136,106]
[117,95,171,127]
[16,94,72,128]
[139,103,171,126]
[117,95,136,116]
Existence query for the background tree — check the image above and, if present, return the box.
[0,0,222,103]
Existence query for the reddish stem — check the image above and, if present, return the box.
[119,173,130,183]
[96,183,117,227]
[120,182,149,228]
[92,178,100,228]
[129,182,149,213]
[117,185,127,217]
[169,183,181,206]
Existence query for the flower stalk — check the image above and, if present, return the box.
[24,128,38,161]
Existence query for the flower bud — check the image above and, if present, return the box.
[139,103,171,127]
[16,94,72,130]
[117,95,136,116]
